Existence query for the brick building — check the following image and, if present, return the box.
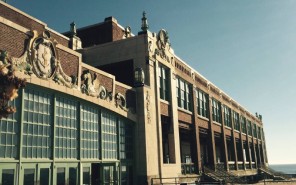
[0,1,268,184]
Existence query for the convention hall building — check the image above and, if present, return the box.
[0,1,268,184]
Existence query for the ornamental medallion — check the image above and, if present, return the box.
[31,31,57,79]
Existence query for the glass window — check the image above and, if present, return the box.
[40,168,49,185]
[241,117,247,134]
[158,64,170,101]
[2,169,14,185]
[69,168,77,185]
[55,97,78,159]
[57,168,65,185]
[83,167,90,185]
[233,112,240,131]
[101,111,117,159]
[119,119,133,160]
[247,120,252,136]
[212,98,221,123]
[0,98,19,158]
[81,105,99,159]
[253,124,257,138]
[23,89,52,159]
[23,169,35,185]
[176,78,191,111]
[196,89,208,118]
[224,106,231,127]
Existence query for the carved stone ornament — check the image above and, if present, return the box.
[31,31,57,79]
[6,30,76,88]
[115,93,127,111]
[81,70,112,101]
[155,29,172,63]
[146,90,151,123]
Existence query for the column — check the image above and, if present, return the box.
[238,114,246,170]
[192,86,202,173]
[245,122,252,169]
[208,97,216,170]
[220,104,229,171]
[230,110,238,170]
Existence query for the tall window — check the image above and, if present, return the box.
[158,64,169,101]
[0,99,19,158]
[55,97,78,159]
[81,105,99,159]
[253,124,257,138]
[241,116,246,134]
[119,119,133,160]
[196,89,208,118]
[176,77,191,111]
[258,127,261,139]
[212,98,221,123]
[233,111,240,131]
[22,89,52,158]
[247,120,252,136]
[224,106,231,127]
[101,111,117,159]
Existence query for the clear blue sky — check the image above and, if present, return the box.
[8,0,296,164]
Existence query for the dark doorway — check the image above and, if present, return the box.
[91,163,100,185]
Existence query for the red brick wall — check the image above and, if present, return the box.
[0,23,29,57]
[57,48,79,77]
[0,4,69,47]
[212,124,222,133]
[115,84,136,109]
[160,102,170,116]
[112,22,124,41]
[178,110,192,124]
[197,118,209,129]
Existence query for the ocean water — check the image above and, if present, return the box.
[269,164,296,174]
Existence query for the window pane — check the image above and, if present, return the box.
[40,168,49,185]
[69,168,77,185]
[57,168,65,185]
[2,169,14,185]
[83,167,90,185]
[23,169,35,185]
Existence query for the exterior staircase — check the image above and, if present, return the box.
[259,165,289,181]
[203,165,247,184]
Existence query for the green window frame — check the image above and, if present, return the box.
[22,89,52,159]
[247,120,252,136]
[241,116,247,134]
[0,98,19,159]
[55,97,78,159]
[233,111,240,131]
[212,98,221,123]
[81,104,99,159]
[253,124,257,138]
[119,119,133,160]
[196,89,208,118]
[224,105,231,127]
[176,77,191,111]
[101,111,117,159]
[158,64,170,101]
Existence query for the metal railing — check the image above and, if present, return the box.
[181,163,198,175]
[151,176,200,185]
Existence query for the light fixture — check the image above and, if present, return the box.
[134,67,145,87]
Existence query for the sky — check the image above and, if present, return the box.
[6,0,296,164]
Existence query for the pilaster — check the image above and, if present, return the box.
[230,110,238,170]
[192,86,202,173]
[208,97,216,169]
[220,104,229,171]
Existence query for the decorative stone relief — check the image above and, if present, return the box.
[4,30,77,88]
[154,29,172,63]
[115,93,127,111]
[81,70,111,100]
[123,26,132,38]
[146,90,151,123]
